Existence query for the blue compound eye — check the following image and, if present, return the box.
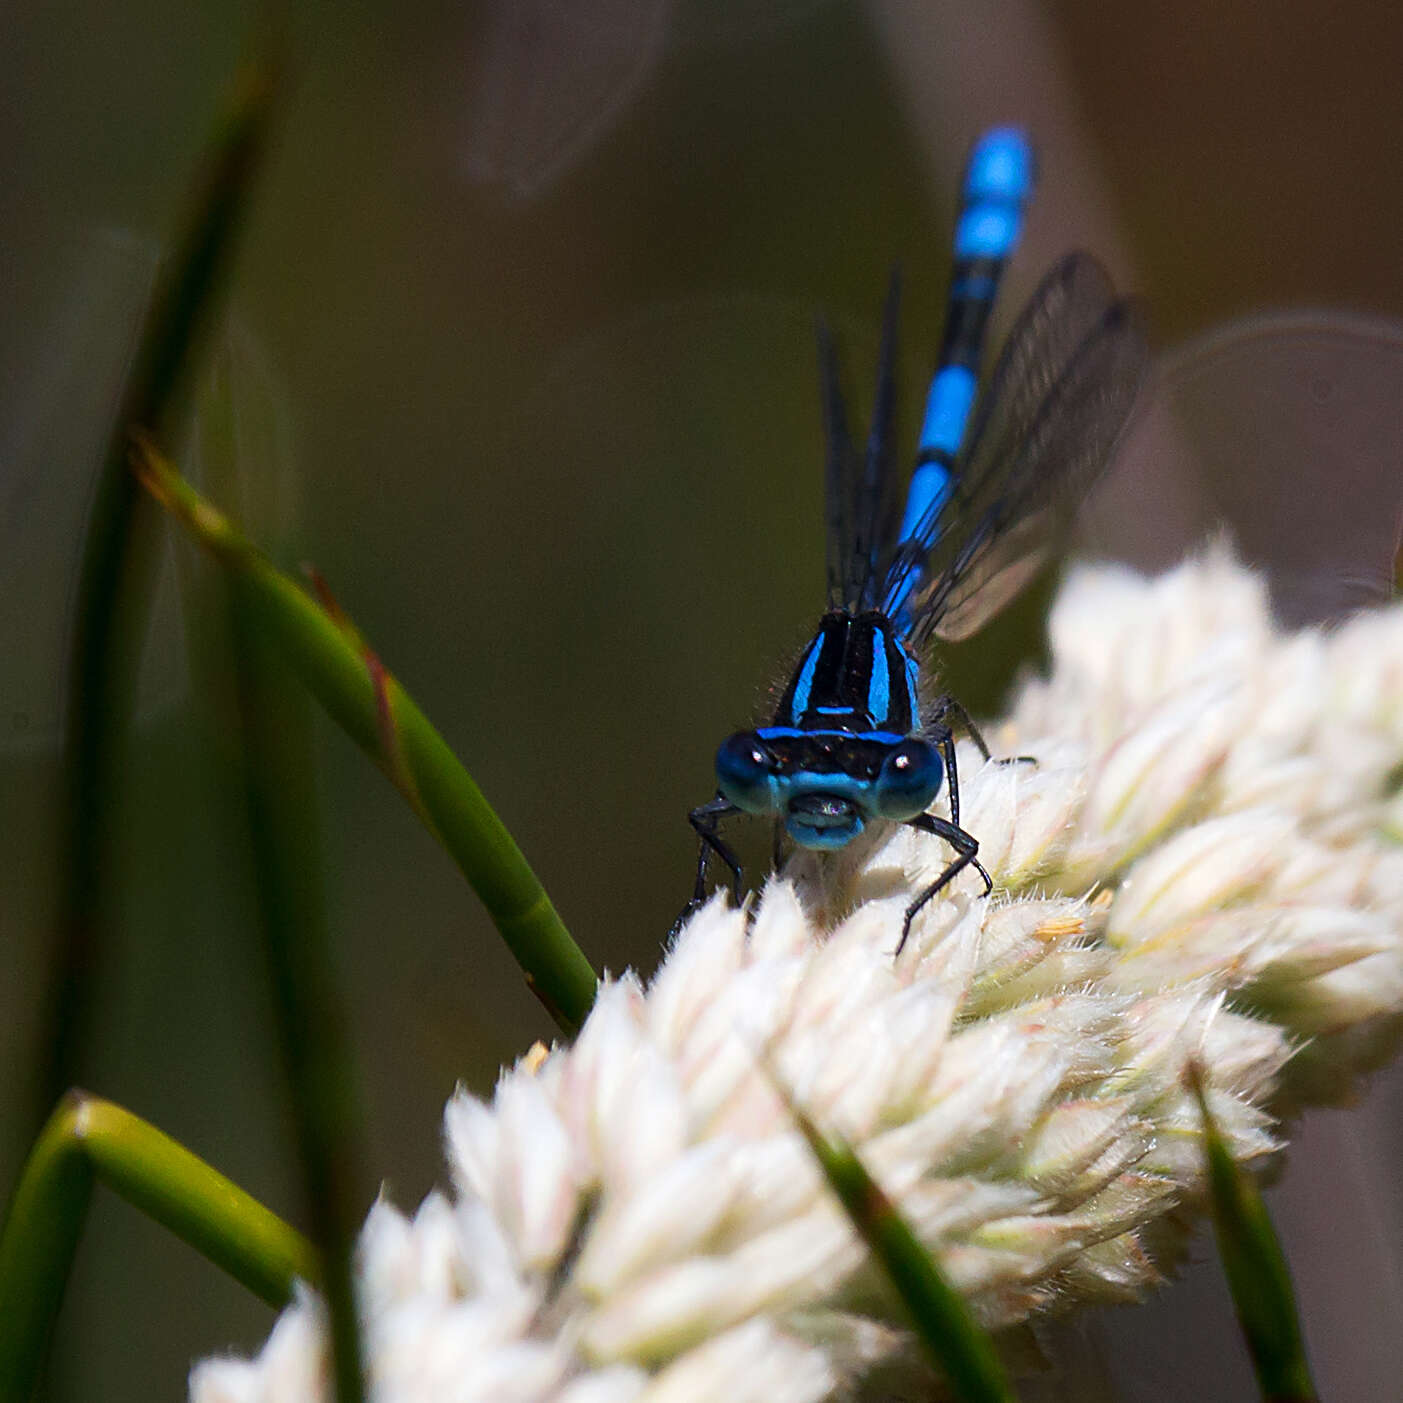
[874,739,943,820]
[715,731,778,814]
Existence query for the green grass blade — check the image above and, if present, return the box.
[133,435,599,1035]
[231,605,367,1403]
[192,319,367,1403]
[1190,1065,1318,1402]
[779,1082,1015,1403]
[0,1093,316,1403]
[35,49,280,1133]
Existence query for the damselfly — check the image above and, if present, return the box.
[685,127,1148,951]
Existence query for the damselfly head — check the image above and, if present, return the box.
[714,727,944,850]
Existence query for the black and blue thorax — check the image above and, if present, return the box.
[771,609,919,736]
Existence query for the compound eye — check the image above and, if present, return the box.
[715,731,778,814]
[874,738,943,820]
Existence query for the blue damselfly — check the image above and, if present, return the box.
[685,127,1149,950]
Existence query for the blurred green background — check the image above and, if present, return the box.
[5,0,1403,1398]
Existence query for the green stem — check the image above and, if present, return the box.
[133,436,599,1035]
[0,1093,316,1403]
[34,51,279,1135]
[188,286,367,1403]
[775,1070,1015,1403]
[231,602,367,1403]
[1190,1065,1318,1403]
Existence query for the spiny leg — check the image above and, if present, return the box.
[929,694,991,761]
[686,794,744,909]
[930,693,1036,766]
[896,811,992,955]
[929,720,963,829]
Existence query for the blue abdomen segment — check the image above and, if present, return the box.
[914,126,1034,477]
[890,126,1035,627]
[902,364,975,538]
[955,205,1021,259]
[918,363,978,459]
[962,126,1035,217]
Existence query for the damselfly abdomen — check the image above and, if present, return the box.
[686,128,1148,951]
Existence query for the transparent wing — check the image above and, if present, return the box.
[876,253,1123,621]
[819,320,859,609]
[950,254,1119,513]
[900,293,1149,648]
[824,272,908,611]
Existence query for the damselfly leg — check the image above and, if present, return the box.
[894,716,993,954]
[898,810,989,954]
[681,794,743,927]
